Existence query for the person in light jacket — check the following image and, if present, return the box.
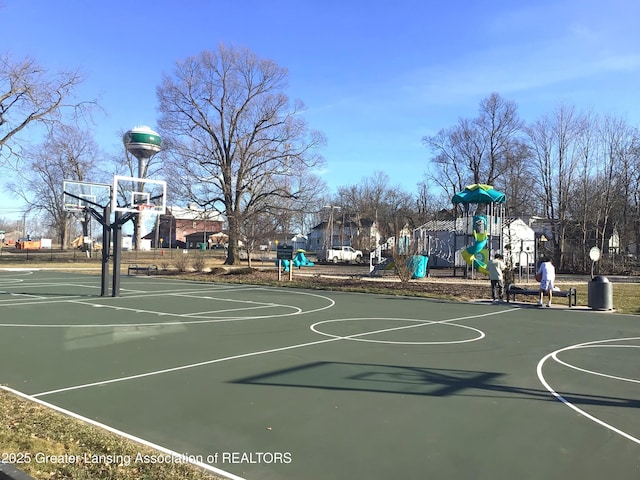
[487,253,506,303]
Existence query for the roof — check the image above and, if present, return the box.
[452,184,506,204]
[310,218,376,231]
[417,219,458,232]
[166,206,223,221]
[418,217,532,233]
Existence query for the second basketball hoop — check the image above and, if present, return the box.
[112,175,167,215]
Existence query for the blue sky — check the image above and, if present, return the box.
[1,0,639,220]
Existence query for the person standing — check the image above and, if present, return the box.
[537,257,556,307]
[487,253,506,303]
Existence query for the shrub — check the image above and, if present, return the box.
[174,254,190,272]
[393,254,413,284]
[192,255,206,272]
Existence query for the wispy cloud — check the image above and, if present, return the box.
[397,33,640,107]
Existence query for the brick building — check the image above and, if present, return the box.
[145,205,224,248]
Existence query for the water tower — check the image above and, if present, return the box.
[123,125,162,178]
[122,126,162,251]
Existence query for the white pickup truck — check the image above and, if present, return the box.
[318,246,364,264]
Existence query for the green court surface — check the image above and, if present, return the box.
[1,270,639,480]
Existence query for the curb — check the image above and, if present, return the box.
[0,463,37,480]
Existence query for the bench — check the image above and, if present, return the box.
[127,264,158,276]
[506,284,577,307]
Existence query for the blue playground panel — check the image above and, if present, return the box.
[410,255,428,278]
[280,251,315,272]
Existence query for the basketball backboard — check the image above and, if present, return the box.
[112,175,167,214]
[63,180,112,212]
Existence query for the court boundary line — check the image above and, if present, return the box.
[32,308,517,398]
[536,336,640,445]
[0,385,246,480]
[0,288,336,326]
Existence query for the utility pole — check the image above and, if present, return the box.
[323,205,341,248]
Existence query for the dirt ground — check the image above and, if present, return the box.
[181,266,497,303]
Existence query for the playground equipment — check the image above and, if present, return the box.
[280,250,315,272]
[409,255,429,278]
[452,184,506,276]
[460,215,489,274]
[369,255,429,279]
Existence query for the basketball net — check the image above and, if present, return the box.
[136,204,157,222]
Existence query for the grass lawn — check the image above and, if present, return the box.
[0,388,225,480]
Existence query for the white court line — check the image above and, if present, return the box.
[0,281,269,306]
[551,344,640,384]
[69,299,292,319]
[537,336,640,445]
[0,287,335,326]
[0,278,25,284]
[0,297,87,307]
[0,291,45,300]
[0,385,246,480]
[32,308,517,398]
[181,304,301,318]
[33,337,343,397]
[0,282,99,289]
[311,317,485,344]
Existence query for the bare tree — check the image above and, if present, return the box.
[494,140,536,217]
[333,171,417,250]
[627,131,640,261]
[240,210,279,267]
[594,115,637,260]
[570,111,599,271]
[416,178,450,225]
[0,54,90,161]
[423,125,467,198]
[7,124,101,247]
[385,187,416,252]
[477,93,523,183]
[157,44,326,264]
[526,104,584,269]
[423,93,524,206]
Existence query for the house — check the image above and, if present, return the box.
[307,218,380,252]
[185,231,228,250]
[502,218,536,267]
[144,205,224,248]
[290,234,307,251]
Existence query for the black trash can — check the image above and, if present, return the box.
[587,275,613,311]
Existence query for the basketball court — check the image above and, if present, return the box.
[1,269,639,480]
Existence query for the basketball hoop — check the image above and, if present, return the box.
[136,204,156,212]
[136,204,158,220]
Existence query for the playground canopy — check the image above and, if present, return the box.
[452,184,506,204]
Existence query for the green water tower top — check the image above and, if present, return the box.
[123,125,162,161]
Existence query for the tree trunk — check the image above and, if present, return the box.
[225,215,241,265]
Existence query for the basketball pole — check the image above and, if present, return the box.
[112,211,123,297]
[100,204,111,296]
